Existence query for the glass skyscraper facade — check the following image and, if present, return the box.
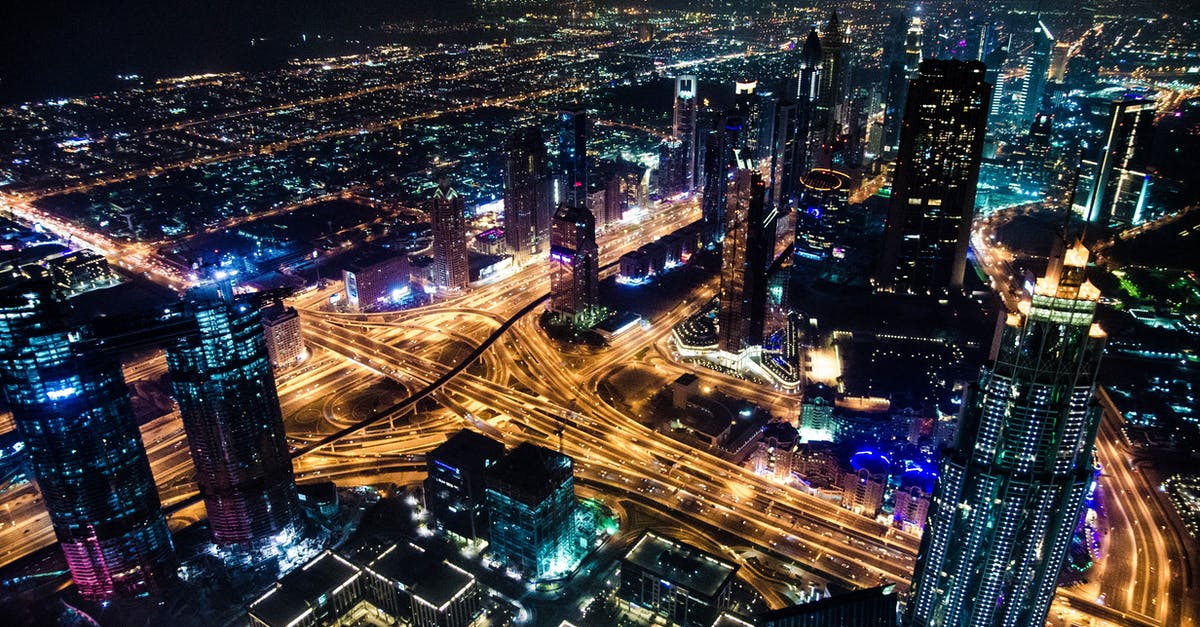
[0,282,175,599]
[717,166,768,353]
[484,442,584,580]
[904,241,1107,627]
[165,291,301,555]
[877,59,991,294]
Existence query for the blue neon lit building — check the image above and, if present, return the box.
[0,281,175,599]
[164,289,301,554]
[904,240,1107,626]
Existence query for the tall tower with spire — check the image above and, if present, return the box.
[814,11,848,159]
[904,240,1108,626]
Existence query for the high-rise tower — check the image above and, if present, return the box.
[701,112,746,239]
[549,204,600,328]
[503,126,552,262]
[558,103,589,209]
[1079,97,1155,227]
[882,17,923,156]
[673,75,699,193]
[877,60,991,294]
[814,11,848,160]
[717,164,769,353]
[165,290,302,554]
[431,178,469,290]
[1017,17,1054,123]
[905,240,1107,627]
[0,282,175,599]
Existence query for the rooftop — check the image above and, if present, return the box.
[248,551,361,627]
[428,429,505,473]
[622,532,737,598]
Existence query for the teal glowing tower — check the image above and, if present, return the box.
[165,289,301,555]
[0,281,175,600]
[904,241,1107,626]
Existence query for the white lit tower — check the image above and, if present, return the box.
[904,240,1108,627]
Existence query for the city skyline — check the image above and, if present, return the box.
[0,2,1196,626]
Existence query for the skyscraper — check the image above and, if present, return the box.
[503,126,552,262]
[701,112,746,238]
[485,442,584,580]
[424,429,505,541]
[796,30,822,173]
[0,281,175,599]
[673,75,699,193]
[431,179,469,290]
[814,11,848,161]
[558,103,589,209]
[165,290,301,554]
[877,59,991,294]
[717,164,768,353]
[882,17,923,157]
[549,204,600,328]
[1079,97,1155,227]
[904,240,1107,627]
[1017,17,1054,123]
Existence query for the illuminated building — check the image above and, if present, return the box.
[165,290,301,554]
[904,241,1107,627]
[701,111,746,238]
[717,165,768,353]
[424,429,505,541]
[343,247,411,312]
[549,203,601,328]
[261,302,305,370]
[882,17,923,157]
[247,550,362,627]
[363,543,484,627]
[1078,97,1155,227]
[761,584,899,626]
[893,468,935,534]
[841,450,891,517]
[673,75,699,192]
[793,168,851,261]
[0,281,175,599]
[484,442,585,580]
[796,29,822,169]
[1016,18,1054,123]
[877,60,990,294]
[558,103,589,209]
[814,11,848,162]
[799,384,837,442]
[503,125,552,262]
[430,179,470,290]
[618,532,738,627]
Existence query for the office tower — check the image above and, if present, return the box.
[794,168,851,261]
[984,35,1009,121]
[717,165,768,353]
[762,584,899,627]
[883,17,923,156]
[904,241,1107,627]
[1079,97,1155,227]
[503,125,552,262]
[673,75,699,192]
[342,247,411,312]
[558,103,589,209]
[701,112,746,238]
[431,179,469,290]
[549,204,600,328]
[1017,18,1054,123]
[893,468,935,534]
[619,533,738,627]
[0,281,174,599]
[814,11,848,154]
[485,442,583,580]
[424,429,505,541]
[796,30,822,173]
[658,138,687,198]
[1011,113,1053,194]
[766,98,800,216]
[261,302,305,370]
[165,290,301,554]
[877,60,991,294]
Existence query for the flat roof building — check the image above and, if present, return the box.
[618,532,738,627]
[425,429,506,541]
[760,584,898,626]
[248,551,364,627]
